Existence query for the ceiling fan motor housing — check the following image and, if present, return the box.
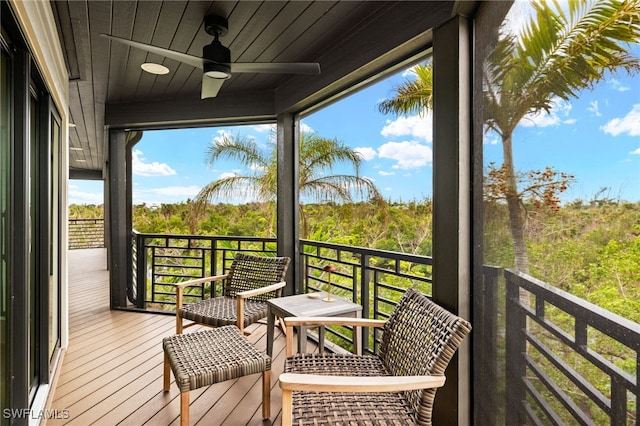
[203,41,231,78]
[203,15,231,78]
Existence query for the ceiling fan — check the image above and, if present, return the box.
[101,15,321,99]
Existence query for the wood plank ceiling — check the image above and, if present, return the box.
[51,1,462,179]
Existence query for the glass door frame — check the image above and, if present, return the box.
[1,1,63,417]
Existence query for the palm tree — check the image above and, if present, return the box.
[380,0,640,273]
[196,132,384,237]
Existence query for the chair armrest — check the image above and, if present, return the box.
[235,281,286,334]
[174,274,228,289]
[283,317,386,328]
[279,373,445,392]
[175,274,229,316]
[236,281,287,299]
[283,317,385,357]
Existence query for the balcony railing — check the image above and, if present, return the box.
[127,231,638,424]
[130,231,432,353]
[68,218,105,249]
[505,270,639,425]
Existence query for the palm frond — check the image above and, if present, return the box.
[303,175,383,204]
[195,175,269,204]
[197,131,386,209]
[378,63,434,116]
[483,0,640,137]
[205,133,270,170]
[301,133,363,179]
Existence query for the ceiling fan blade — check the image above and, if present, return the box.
[201,75,225,99]
[230,62,320,75]
[100,34,203,70]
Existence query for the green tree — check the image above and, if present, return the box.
[196,132,384,237]
[380,0,640,273]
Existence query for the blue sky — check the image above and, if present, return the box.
[69,13,640,206]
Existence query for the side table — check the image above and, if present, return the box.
[267,292,362,357]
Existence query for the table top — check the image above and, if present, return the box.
[268,292,362,317]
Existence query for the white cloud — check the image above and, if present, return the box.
[483,134,500,145]
[300,122,314,134]
[601,104,640,137]
[520,97,572,128]
[378,170,395,176]
[630,148,640,155]
[380,113,433,142]
[609,78,630,92]
[212,129,235,144]
[251,123,274,133]
[378,140,432,169]
[132,149,177,176]
[401,65,419,78]
[249,163,267,172]
[354,147,377,161]
[588,100,601,117]
[219,171,237,179]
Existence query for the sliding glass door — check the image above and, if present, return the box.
[49,112,61,366]
[0,7,63,418]
[0,39,11,422]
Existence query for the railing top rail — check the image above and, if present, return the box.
[301,238,432,264]
[134,232,277,242]
[506,268,640,339]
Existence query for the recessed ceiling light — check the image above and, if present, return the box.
[68,123,77,128]
[141,62,170,75]
[70,147,83,151]
[75,159,87,162]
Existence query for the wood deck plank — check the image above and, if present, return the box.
[46,248,293,426]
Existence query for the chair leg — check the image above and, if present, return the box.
[176,287,184,334]
[176,314,183,334]
[236,297,245,335]
[262,370,271,419]
[180,392,189,426]
[163,353,171,391]
[281,389,292,426]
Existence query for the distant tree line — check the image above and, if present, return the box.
[70,197,639,323]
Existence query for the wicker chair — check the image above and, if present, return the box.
[278,287,472,426]
[175,253,290,335]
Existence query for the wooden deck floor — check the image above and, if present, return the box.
[46,248,296,426]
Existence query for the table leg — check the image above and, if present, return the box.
[267,307,274,357]
[318,326,325,354]
[297,326,307,354]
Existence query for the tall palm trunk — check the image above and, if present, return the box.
[502,133,529,274]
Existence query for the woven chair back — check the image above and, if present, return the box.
[224,253,291,301]
[378,287,472,425]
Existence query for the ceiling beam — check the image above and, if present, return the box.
[104,90,276,129]
[69,168,103,180]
